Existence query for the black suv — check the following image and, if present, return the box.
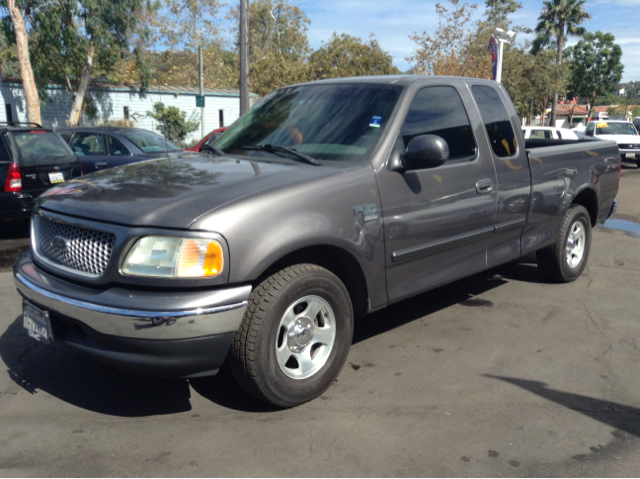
[1,123,80,221]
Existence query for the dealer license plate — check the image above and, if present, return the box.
[23,301,53,344]
[625,152,636,159]
[48,172,65,184]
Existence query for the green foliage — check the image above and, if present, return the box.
[308,33,400,80]
[228,0,312,96]
[146,101,200,146]
[531,0,591,59]
[567,31,624,118]
[502,46,569,120]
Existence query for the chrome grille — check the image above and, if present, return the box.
[38,216,116,276]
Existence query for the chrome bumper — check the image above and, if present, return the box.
[14,251,250,340]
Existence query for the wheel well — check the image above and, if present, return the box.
[571,188,598,227]
[254,246,369,315]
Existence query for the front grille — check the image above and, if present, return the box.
[38,216,116,276]
[619,144,640,150]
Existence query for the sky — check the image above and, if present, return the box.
[263,0,640,83]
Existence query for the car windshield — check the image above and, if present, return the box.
[122,130,182,153]
[215,83,403,163]
[596,122,638,136]
[5,131,75,165]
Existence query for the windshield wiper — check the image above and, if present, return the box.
[200,144,226,156]
[242,144,321,166]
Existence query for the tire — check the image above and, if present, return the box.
[536,204,592,283]
[229,264,354,407]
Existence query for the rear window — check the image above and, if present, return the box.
[122,130,182,153]
[5,131,76,165]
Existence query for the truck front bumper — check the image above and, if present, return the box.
[13,251,251,378]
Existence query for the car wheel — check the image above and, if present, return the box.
[536,204,592,283]
[229,264,353,407]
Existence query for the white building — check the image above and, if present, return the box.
[0,78,257,145]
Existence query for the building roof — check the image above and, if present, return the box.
[1,76,258,97]
[557,104,589,116]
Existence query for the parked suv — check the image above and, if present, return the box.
[1,123,80,221]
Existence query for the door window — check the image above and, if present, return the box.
[69,133,106,156]
[585,123,595,136]
[107,136,131,156]
[530,129,551,139]
[472,85,518,158]
[401,86,477,162]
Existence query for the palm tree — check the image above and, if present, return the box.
[533,0,591,126]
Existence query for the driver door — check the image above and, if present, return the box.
[376,84,498,303]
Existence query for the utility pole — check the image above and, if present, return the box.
[239,0,250,116]
[199,44,205,138]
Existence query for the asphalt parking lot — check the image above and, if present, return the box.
[1,163,640,477]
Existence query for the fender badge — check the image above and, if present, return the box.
[354,204,378,221]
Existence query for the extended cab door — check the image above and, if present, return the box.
[376,83,498,304]
[469,84,531,267]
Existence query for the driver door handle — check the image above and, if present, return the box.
[476,179,494,194]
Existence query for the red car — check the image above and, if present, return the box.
[186,127,228,152]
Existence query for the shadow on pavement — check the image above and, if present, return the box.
[485,375,640,438]
[0,317,192,417]
[189,365,280,413]
[353,254,543,345]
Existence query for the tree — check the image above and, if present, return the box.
[2,0,42,124]
[308,33,400,80]
[531,0,591,126]
[146,102,200,146]
[567,31,623,121]
[502,46,568,124]
[229,0,311,96]
[407,0,490,78]
[24,0,152,126]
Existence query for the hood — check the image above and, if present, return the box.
[598,134,640,145]
[38,155,342,229]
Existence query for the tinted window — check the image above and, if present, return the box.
[123,130,182,153]
[108,136,130,156]
[400,86,476,161]
[216,83,402,163]
[472,85,517,157]
[530,129,551,139]
[586,124,595,136]
[69,132,105,156]
[5,131,75,165]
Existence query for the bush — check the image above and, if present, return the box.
[146,102,200,147]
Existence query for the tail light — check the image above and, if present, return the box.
[4,163,22,193]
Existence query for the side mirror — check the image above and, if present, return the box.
[402,135,449,170]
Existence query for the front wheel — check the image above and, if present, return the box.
[228,264,354,407]
[536,204,592,283]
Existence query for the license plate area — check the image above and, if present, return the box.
[48,172,65,184]
[23,301,53,344]
[625,152,636,159]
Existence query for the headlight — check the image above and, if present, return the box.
[122,236,224,278]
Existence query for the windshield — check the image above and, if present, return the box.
[596,122,639,136]
[215,83,403,163]
[5,131,75,165]
[123,130,182,153]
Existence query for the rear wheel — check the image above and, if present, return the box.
[537,204,592,283]
[229,264,353,407]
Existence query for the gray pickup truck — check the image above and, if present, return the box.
[13,76,620,407]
